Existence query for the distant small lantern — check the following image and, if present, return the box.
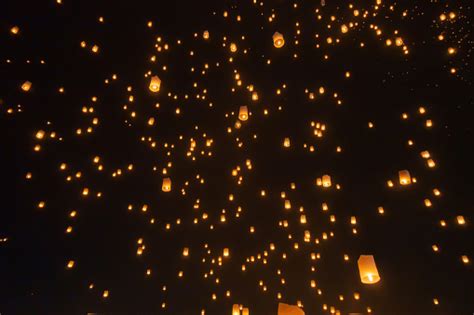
[322,175,332,187]
[398,170,411,185]
[357,255,381,284]
[223,248,230,257]
[162,177,171,192]
[273,32,285,48]
[232,304,240,315]
[456,215,466,225]
[182,247,189,257]
[283,137,291,148]
[203,30,210,40]
[239,106,249,121]
[149,76,161,92]
[284,200,291,210]
[21,81,32,92]
[230,43,237,53]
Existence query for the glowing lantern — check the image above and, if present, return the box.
[232,304,240,315]
[149,76,161,92]
[10,26,20,35]
[182,247,189,257]
[357,255,380,284]
[21,81,32,92]
[242,308,249,315]
[230,43,237,52]
[341,24,348,33]
[238,106,249,121]
[162,177,171,192]
[277,303,305,315]
[35,130,45,140]
[283,137,291,148]
[398,170,411,185]
[322,175,332,187]
[223,248,230,257]
[203,30,210,39]
[284,200,291,210]
[456,215,465,225]
[273,32,285,48]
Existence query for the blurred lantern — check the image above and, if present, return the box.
[203,30,210,39]
[223,248,230,257]
[273,32,285,48]
[456,215,465,225]
[357,255,380,284]
[162,177,171,192]
[239,106,249,121]
[21,81,32,92]
[232,304,240,315]
[398,170,411,185]
[322,175,332,187]
[149,76,161,92]
[277,303,305,315]
[230,43,237,52]
[182,247,189,257]
[242,308,249,315]
[283,137,291,148]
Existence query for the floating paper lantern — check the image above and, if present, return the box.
[357,255,380,284]
[283,137,291,148]
[284,200,291,210]
[223,248,230,257]
[162,177,171,192]
[242,308,249,315]
[398,170,411,185]
[278,303,305,315]
[273,32,285,48]
[149,76,161,92]
[203,30,210,39]
[239,106,249,121]
[230,43,237,52]
[232,304,240,315]
[182,247,189,257]
[21,81,32,92]
[10,26,20,35]
[322,175,332,187]
[456,215,465,225]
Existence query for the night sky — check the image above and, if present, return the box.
[1,0,474,314]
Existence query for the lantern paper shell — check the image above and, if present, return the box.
[242,308,249,315]
[398,170,411,185]
[149,76,161,92]
[273,32,285,48]
[357,255,381,284]
[232,304,240,315]
[21,81,32,92]
[162,177,171,192]
[322,175,332,187]
[277,303,305,315]
[239,106,249,121]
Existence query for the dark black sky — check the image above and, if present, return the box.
[1,0,473,314]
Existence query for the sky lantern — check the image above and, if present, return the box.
[232,304,240,315]
[283,137,291,148]
[273,32,285,48]
[230,43,237,52]
[242,308,249,315]
[21,81,32,92]
[149,75,161,92]
[277,303,305,315]
[223,248,230,257]
[203,30,210,40]
[182,247,189,257]
[162,177,171,192]
[322,175,332,187]
[398,170,411,185]
[358,255,381,284]
[239,106,249,121]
